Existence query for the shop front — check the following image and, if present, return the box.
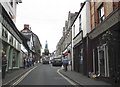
[1,6,22,71]
[73,31,87,74]
[89,7,120,84]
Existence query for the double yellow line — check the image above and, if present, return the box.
[11,66,37,86]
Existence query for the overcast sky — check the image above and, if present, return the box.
[16,0,85,53]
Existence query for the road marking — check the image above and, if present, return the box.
[11,66,37,86]
[57,69,77,86]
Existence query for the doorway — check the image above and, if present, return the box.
[97,44,109,77]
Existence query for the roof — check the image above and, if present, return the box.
[24,35,31,40]
[16,0,22,3]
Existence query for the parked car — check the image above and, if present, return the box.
[42,57,49,64]
[52,57,63,66]
[49,57,53,63]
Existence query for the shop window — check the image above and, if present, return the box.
[98,4,105,23]
[98,45,109,77]
[80,48,83,64]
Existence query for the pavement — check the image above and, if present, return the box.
[59,69,114,87]
[2,64,37,85]
[1,63,119,87]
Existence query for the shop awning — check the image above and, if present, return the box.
[64,51,68,56]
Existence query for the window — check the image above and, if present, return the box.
[79,15,82,31]
[2,28,4,37]
[14,40,16,47]
[98,4,105,23]
[73,24,75,37]
[10,0,13,7]
[5,31,8,39]
[9,36,13,45]
[2,28,8,39]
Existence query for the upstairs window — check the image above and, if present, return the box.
[10,0,13,7]
[2,28,4,37]
[9,36,13,45]
[4,31,8,39]
[79,15,82,31]
[2,27,8,39]
[73,24,75,37]
[98,4,105,23]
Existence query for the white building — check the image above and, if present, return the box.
[72,2,91,71]
[0,1,22,71]
[73,2,91,43]
[1,0,22,22]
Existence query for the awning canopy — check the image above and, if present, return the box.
[64,51,68,56]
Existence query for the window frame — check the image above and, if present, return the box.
[98,4,105,23]
[2,28,4,37]
[9,0,13,7]
[79,15,82,32]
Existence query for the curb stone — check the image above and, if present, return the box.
[59,69,84,87]
[3,67,34,85]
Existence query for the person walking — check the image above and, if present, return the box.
[2,51,7,79]
[23,57,26,69]
[29,56,33,67]
[32,57,35,66]
[62,56,69,72]
[27,57,30,67]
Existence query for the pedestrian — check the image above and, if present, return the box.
[29,56,33,66]
[32,57,35,66]
[27,57,30,67]
[2,51,7,79]
[62,56,68,72]
[23,57,26,69]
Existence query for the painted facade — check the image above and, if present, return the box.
[56,0,120,84]
[56,11,78,61]
[21,24,42,62]
[72,2,91,74]
[1,0,22,23]
[0,4,22,70]
[89,1,120,83]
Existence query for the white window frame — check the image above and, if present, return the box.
[98,4,105,23]
[97,44,109,77]
[79,15,82,31]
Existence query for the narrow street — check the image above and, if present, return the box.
[1,1,120,87]
[10,64,75,86]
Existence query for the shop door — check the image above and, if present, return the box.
[98,44,109,77]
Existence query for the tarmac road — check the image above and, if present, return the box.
[12,64,75,86]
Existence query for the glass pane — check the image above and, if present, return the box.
[101,6,104,17]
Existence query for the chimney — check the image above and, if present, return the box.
[24,24,29,29]
[80,3,84,8]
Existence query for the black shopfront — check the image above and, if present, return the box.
[89,7,120,84]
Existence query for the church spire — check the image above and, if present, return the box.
[45,40,48,49]
[44,40,49,55]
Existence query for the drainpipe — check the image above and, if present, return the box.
[71,27,74,71]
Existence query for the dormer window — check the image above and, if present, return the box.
[10,0,13,7]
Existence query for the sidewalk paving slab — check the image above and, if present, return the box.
[59,69,114,87]
[2,64,39,85]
